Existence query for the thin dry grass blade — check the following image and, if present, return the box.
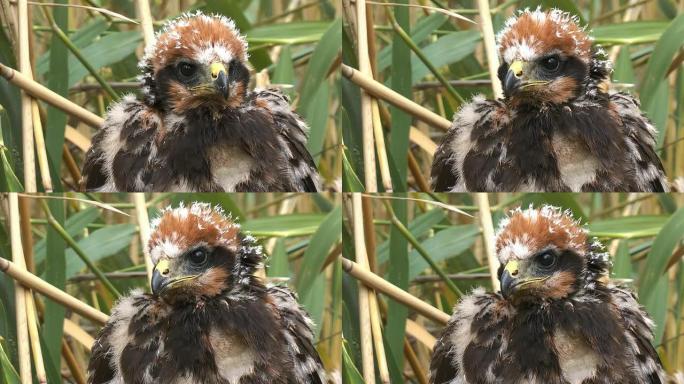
[19,1,138,23]
[17,193,128,216]
[0,63,104,128]
[351,194,376,383]
[407,151,431,193]
[25,293,46,383]
[341,64,451,130]
[477,0,503,98]
[0,257,109,324]
[474,193,498,290]
[8,193,32,383]
[372,99,392,192]
[341,257,450,325]
[365,1,475,23]
[360,193,472,216]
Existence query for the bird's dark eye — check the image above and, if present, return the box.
[537,251,557,268]
[189,249,207,265]
[540,56,560,71]
[177,62,197,78]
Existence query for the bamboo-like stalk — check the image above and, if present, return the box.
[355,0,377,191]
[475,193,499,290]
[134,0,154,47]
[351,193,375,383]
[62,340,87,384]
[341,257,450,325]
[407,150,431,193]
[63,318,95,351]
[0,257,109,324]
[63,144,82,185]
[404,339,429,384]
[9,193,32,384]
[31,100,52,192]
[0,63,104,128]
[134,193,153,282]
[372,98,392,192]
[341,64,451,131]
[25,292,46,383]
[477,0,503,99]
[18,0,36,192]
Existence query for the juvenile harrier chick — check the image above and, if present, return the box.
[431,8,668,192]
[81,12,320,192]
[429,206,666,384]
[87,203,326,383]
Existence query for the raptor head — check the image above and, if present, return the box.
[147,202,262,304]
[138,11,251,112]
[494,205,609,305]
[496,8,596,105]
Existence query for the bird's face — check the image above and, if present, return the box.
[147,202,261,304]
[495,206,592,305]
[498,248,584,303]
[496,9,592,105]
[150,244,234,300]
[139,12,251,112]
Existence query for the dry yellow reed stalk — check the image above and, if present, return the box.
[65,125,91,152]
[63,318,95,351]
[351,193,376,383]
[8,193,32,384]
[25,293,46,383]
[63,145,82,185]
[407,150,430,193]
[406,318,437,351]
[409,126,437,156]
[133,193,154,282]
[31,100,52,192]
[371,99,392,192]
[0,63,104,128]
[134,0,154,47]
[18,0,36,192]
[62,340,87,384]
[355,0,377,191]
[404,339,429,384]
[477,0,503,99]
[341,64,451,131]
[341,257,450,325]
[0,257,109,324]
[369,291,390,383]
[474,193,499,290]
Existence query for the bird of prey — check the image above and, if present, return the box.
[431,9,669,192]
[87,202,326,383]
[429,205,666,384]
[81,12,320,192]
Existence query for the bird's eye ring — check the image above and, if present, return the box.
[189,249,208,265]
[177,62,197,78]
[536,251,557,268]
[541,56,560,71]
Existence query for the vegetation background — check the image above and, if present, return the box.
[0,192,342,383]
[342,193,684,383]
[342,0,684,192]
[0,0,341,192]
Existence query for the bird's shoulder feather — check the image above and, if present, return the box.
[245,88,321,192]
[429,288,508,384]
[267,284,326,384]
[81,95,161,192]
[431,96,508,192]
[608,92,669,192]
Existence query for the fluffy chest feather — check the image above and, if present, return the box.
[553,329,600,384]
[208,328,257,383]
[551,133,599,190]
[207,145,254,191]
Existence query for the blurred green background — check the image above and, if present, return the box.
[343,193,684,383]
[342,0,684,192]
[0,192,342,383]
[0,0,341,192]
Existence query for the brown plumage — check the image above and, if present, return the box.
[87,203,326,384]
[80,12,320,192]
[429,205,667,384]
[431,8,669,192]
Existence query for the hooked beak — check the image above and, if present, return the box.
[210,62,229,99]
[500,260,520,299]
[151,259,199,296]
[151,259,170,295]
[503,60,524,97]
